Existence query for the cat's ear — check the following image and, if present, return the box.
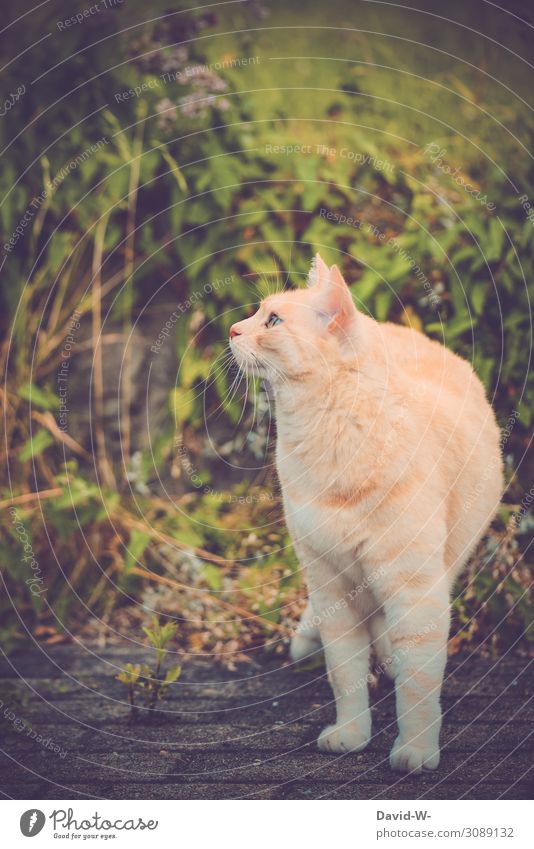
[317,264,358,336]
[307,252,330,288]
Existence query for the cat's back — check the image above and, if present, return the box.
[377,320,484,403]
[376,320,502,574]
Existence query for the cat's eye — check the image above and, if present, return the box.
[265,312,283,328]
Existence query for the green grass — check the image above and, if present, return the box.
[1,0,532,657]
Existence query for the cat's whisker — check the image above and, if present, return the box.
[282,244,293,291]
[251,361,261,429]
[269,255,281,294]
[201,353,239,399]
[206,350,246,417]
[251,278,264,301]
[235,362,253,430]
[256,268,275,301]
[260,356,289,390]
[245,273,268,305]
[176,351,236,414]
[213,374,242,418]
[258,272,272,300]
[212,360,248,417]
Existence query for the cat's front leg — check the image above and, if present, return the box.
[307,566,372,754]
[378,567,450,774]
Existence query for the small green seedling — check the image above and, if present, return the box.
[116,619,182,719]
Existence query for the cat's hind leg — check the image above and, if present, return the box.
[289,600,322,662]
[376,563,450,774]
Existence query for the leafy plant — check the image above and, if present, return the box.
[116,619,182,719]
[1,0,532,660]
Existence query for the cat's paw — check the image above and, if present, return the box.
[289,632,321,662]
[389,736,440,773]
[318,721,371,754]
[375,654,396,681]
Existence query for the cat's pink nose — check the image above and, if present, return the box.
[229,325,241,339]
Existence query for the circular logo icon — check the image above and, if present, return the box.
[20,810,46,837]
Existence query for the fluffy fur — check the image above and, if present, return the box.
[229,253,503,773]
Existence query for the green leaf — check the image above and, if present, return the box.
[470,282,487,315]
[170,387,197,426]
[19,382,59,411]
[102,109,132,161]
[426,316,474,341]
[125,529,151,571]
[116,663,141,684]
[19,430,54,461]
[143,619,177,650]
[485,217,505,262]
[374,289,393,321]
[159,622,178,646]
[52,480,100,509]
[164,664,182,684]
[202,563,223,591]
[152,140,188,194]
[517,402,532,428]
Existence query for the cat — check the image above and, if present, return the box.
[229,253,503,773]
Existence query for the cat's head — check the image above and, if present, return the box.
[229,253,359,383]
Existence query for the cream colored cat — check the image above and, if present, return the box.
[229,253,503,773]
